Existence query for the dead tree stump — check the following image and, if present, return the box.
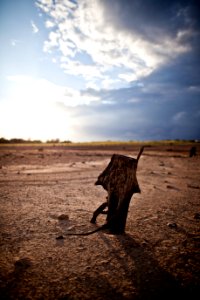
[92,147,144,234]
[189,146,197,157]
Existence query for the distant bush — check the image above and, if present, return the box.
[0,137,42,144]
[46,139,72,144]
[0,138,9,143]
[46,139,60,144]
[61,140,72,144]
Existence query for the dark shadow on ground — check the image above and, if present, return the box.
[0,265,124,300]
[100,233,199,300]
[0,232,199,300]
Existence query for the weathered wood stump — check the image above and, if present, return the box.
[91,147,144,234]
[189,146,197,157]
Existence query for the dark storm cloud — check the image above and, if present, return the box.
[70,76,199,141]
[76,35,200,141]
[102,0,200,41]
[45,0,200,141]
[74,97,200,141]
[75,0,200,141]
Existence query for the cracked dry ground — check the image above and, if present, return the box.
[0,145,200,299]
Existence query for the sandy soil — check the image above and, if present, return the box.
[0,144,200,299]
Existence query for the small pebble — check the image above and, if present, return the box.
[194,213,200,220]
[58,214,69,221]
[56,235,64,240]
[14,257,32,269]
[167,222,178,229]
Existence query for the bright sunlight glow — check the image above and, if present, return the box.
[0,76,73,141]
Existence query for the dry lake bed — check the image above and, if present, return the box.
[0,143,200,299]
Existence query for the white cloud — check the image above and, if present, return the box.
[10,39,21,46]
[45,20,55,28]
[10,40,16,46]
[60,59,103,80]
[172,111,187,123]
[43,31,60,52]
[101,77,121,90]
[6,75,99,107]
[188,85,200,92]
[128,98,141,104]
[36,0,190,88]
[31,20,39,34]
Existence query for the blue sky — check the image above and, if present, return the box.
[0,0,199,142]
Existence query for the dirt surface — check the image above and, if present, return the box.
[0,144,200,299]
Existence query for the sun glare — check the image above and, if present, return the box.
[1,76,72,141]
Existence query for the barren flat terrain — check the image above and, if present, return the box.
[0,144,200,299]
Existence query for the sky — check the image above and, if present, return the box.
[0,0,200,142]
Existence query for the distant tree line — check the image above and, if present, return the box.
[0,137,43,144]
[0,137,72,144]
[0,137,198,144]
